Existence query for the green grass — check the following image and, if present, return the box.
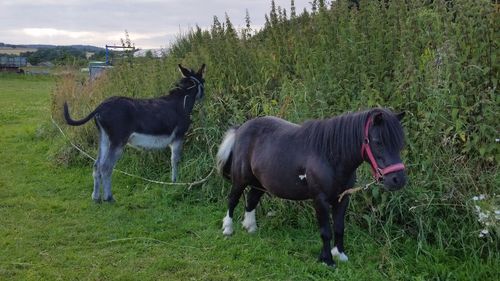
[0,74,498,280]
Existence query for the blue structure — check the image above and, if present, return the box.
[89,61,112,80]
[0,56,27,72]
[89,45,136,80]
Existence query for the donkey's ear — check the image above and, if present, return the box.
[197,64,206,78]
[178,64,191,77]
[373,112,384,125]
[396,111,405,121]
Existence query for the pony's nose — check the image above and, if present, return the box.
[384,172,407,190]
[392,176,400,185]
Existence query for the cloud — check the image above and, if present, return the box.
[22,28,94,39]
[1,0,311,48]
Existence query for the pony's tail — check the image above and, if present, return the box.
[63,102,99,126]
[216,127,238,178]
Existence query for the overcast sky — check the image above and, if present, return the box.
[1,0,311,49]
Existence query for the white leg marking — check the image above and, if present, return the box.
[242,209,257,233]
[222,211,234,236]
[331,246,349,262]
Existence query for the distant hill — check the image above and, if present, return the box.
[0,43,107,66]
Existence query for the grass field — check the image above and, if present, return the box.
[0,74,498,280]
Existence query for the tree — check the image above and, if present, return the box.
[145,50,154,59]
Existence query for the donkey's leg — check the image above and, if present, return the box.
[169,139,183,182]
[100,145,123,202]
[92,129,110,202]
[331,196,350,262]
[242,187,265,233]
[313,194,335,267]
[222,182,246,236]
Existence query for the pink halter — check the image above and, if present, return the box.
[361,115,405,182]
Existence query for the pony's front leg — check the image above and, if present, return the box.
[169,139,183,182]
[331,196,349,262]
[313,194,335,267]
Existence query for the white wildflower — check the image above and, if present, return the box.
[478,212,488,222]
[267,211,276,217]
[479,229,489,238]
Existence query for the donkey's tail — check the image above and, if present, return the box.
[63,102,99,126]
[216,127,238,178]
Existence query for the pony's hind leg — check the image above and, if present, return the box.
[242,187,265,233]
[100,145,123,202]
[222,182,246,236]
[92,128,110,202]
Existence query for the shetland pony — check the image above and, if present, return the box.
[216,108,406,266]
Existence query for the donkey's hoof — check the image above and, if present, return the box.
[92,191,101,202]
[103,196,115,203]
[331,247,349,262]
[93,198,102,204]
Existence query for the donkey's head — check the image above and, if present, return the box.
[178,64,206,101]
[362,109,407,191]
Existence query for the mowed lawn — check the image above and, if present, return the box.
[0,75,496,280]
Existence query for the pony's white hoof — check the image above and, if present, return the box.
[242,223,257,233]
[331,246,349,262]
[242,210,257,233]
[222,227,234,236]
[222,213,234,236]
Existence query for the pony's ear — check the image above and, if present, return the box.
[396,111,405,121]
[197,64,206,78]
[178,64,191,77]
[373,112,384,125]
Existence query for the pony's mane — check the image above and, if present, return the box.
[299,108,404,164]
